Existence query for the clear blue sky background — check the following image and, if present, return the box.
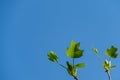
[1,0,120,80]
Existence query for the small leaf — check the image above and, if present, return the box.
[66,40,84,58]
[75,63,85,68]
[66,61,73,71]
[106,46,118,58]
[47,51,58,62]
[66,61,77,77]
[103,63,109,71]
[103,60,112,71]
[110,66,116,69]
[66,61,73,76]
[93,48,98,54]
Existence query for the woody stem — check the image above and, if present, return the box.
[106,70,111,80]
[74,76,78,80]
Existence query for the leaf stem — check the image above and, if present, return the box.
[95,54,103,63]
[56,61,67,70]
[73,58,74,68]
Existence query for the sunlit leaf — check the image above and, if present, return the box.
[110,66,116,69]
[106,46,118,58]
[93,48,98,54]
[75,63,85,68]
[103,60,114,71]
[47,51,58,62]
[66,61,77,77]
[103,63,109,71]
[66,40,84,58]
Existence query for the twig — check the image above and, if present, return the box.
[74,76,78,80]
[106,70,111,80]
[56,61,67,70]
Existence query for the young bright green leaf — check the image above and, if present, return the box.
[66,61,77,78]
[75,63,85,68]
[103,63,109,71]
[93,48,98,54]
[66,40,84,58]
[103,60,114,71]
[106,46,118,58]
[47,51,58,62]
[110,66,116,69]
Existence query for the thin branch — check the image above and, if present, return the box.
[106,70,111,80]
[56,61,67,70]
[95,54,104,63]
[74,76,78,80]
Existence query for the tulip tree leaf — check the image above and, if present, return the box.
[66,61,73,71]
[93,48,98,54]
[66,61,77,77]
[110,66,116,69]
[103,60,111,71]
[75,63,85,68]
[47,51,58,62]
[103,60,116,71]
[106,46,118,58]
[66,61,73,76]
[66,40,84,58]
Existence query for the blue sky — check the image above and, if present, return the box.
[1,0,120,80]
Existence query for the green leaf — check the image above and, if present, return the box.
[93,48,98,54]
[75,63,85,68]
[110,66,116,69]
[103,60,114,71]
[66,61,73,71]
[106,46,118,58]
[66,40,84,58]
[103,62,109,71]
[47,51,58,62]
[66,61,77,77]
[105,60,111,66]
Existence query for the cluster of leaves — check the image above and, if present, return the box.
[93,46,118,80]
[47,40,118,80]
[47,40,85,80]
[48,51,58,62]
[66,40,85,79]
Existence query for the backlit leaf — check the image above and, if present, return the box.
[66,61,77,77]
[66,61,73,71]
[110,66,116,69]
[66,40,84,58]
[106,46,118,58]
[47,51,58,62]
[75,63,85,68]
[93,48,98,54]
